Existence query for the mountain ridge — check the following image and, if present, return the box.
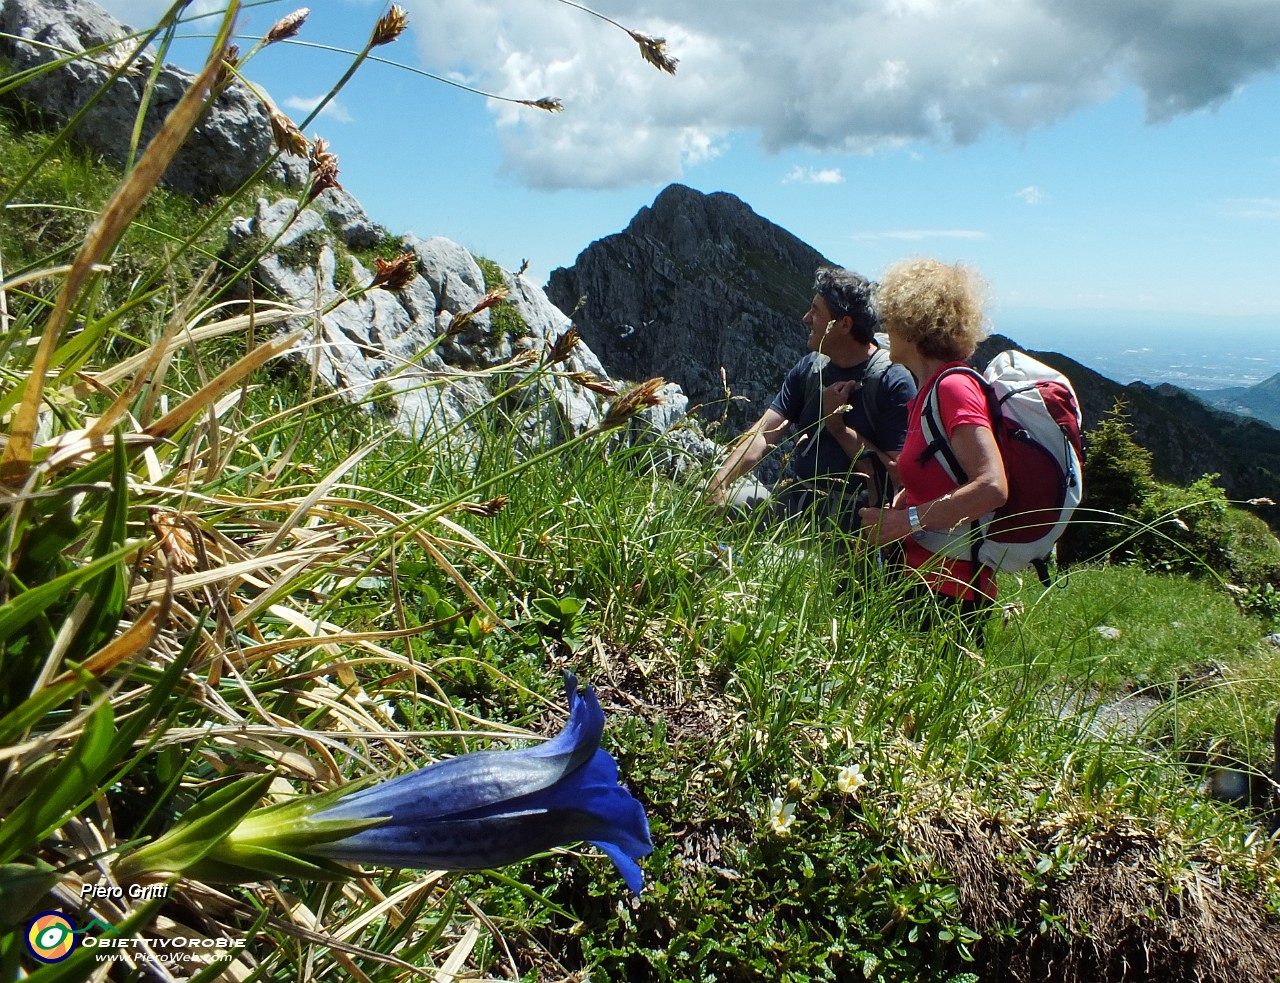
[1193,372,1280,429]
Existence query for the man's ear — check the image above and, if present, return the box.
[833,314,854,337]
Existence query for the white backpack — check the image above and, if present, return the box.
[913,351,1085,582]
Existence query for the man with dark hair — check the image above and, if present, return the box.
[705,266,916,533]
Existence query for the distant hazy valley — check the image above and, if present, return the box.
[1006,315,1280,428]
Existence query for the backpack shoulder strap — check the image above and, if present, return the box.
[857,346,892,445]
[916,365,989,483]
[912,365,1001,572]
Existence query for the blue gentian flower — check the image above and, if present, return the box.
[307,673,653,892]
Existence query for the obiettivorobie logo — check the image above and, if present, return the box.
[25,911,81,963]
[24,909,245,967]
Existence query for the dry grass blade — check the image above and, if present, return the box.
[419,537,502,625]
[254,435,390,558]
[48,599,168,685]
[0,7,238,484]
[42,430,156,475]
[1,263,111,293]
[80,307,297,391]
[433,920,483,983]
[127,547,336,604]
[235,625,432,665]
[143,326,306,439]
[82,300,195,442]
[330,874,447,941]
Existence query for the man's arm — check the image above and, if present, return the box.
[705,407,790,507]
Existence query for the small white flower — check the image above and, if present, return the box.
[766,796,796,836]
[836,763,868,796]
[1093,625,1122,640]
[1000,601,1025,626]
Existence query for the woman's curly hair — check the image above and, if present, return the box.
[875,258,989,362]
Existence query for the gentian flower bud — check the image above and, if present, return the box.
[307,673,652,892]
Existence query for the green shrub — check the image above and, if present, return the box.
[1059,401,1156,566]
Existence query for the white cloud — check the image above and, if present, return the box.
[783,166,845,185]
[283,96,355,125]
[99,0,1280,191]
[1016,185,1044,204]
[855,230,990,241]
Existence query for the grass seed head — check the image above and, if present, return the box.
[629,30,678,74]
[447,288,508,335]
[266,8,310,44]
[372,251,418,291]
[519,97,564,113]
[548,326,581,364]
[570,372,619,397]
[371,5,409,46]
[215,44,240,90]
[269,110,308,157]
[305,137,342,203]
[601,377,666,430]
[456,496,511,517]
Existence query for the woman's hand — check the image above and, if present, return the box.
[859,506,911,546]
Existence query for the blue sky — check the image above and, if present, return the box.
[99,0,1280,374]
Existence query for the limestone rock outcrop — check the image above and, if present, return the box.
[227,189,610,445]
[0,0,300,197]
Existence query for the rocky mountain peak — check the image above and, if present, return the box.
[546,183,833,426]
[625,184,817,271]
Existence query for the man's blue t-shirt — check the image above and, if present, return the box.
[770,349,916,490]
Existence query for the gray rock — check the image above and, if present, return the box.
[314,187,389,251]
[634,382,688,437]
[0,0,275,198]
[404,235,491,359]
[230,194,478,436]
[230,192,646,449]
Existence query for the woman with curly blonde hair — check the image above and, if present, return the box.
[860,258,1008,619]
